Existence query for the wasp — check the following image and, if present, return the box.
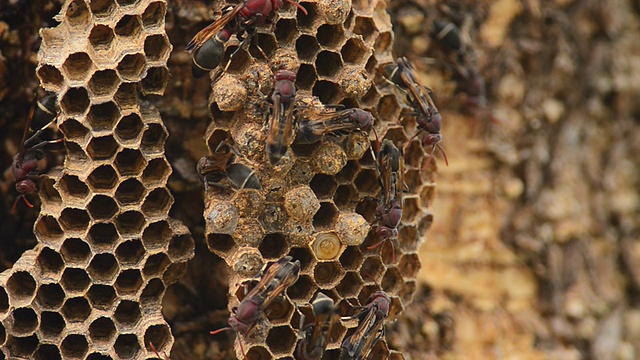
[266,69,297,165]
[294,107,379,145]
[382,57,448,170]
[11,94,60,214]
[210,256,300,356]
[197,139,262,190]
[340,291,391,360]
[186,0,307,78]
[296,292,338,360]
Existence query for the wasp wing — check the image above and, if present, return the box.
[186,4,242,53]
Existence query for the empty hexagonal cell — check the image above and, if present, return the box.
[336,160,360,183]
[0,287,8,313]
[115,113,143,143]
[206,233,235,256]
[37,64,64,89]
[141,66,170,95]
[144,324,171,353]
[315,51,342,77]
[246,346,270,360]
[336,271,364,298]
[313,201,338,229]
[274,18,297,44]
[113,300,142,327]
[296,35,319,61]
[39,311,65,339]
[59,118,89,142]
[88,253,119,283]
[61,333,89,358]
[357,285,381,308]
[116,210,145,236]
[62,52,94,82]
[141,123,168,154]
[361,255,386,283]
[5,334,38,357]
[355,198,378,224]
[117,53,146,81]
[297,2,317,28]
[115,269,143,296]
[36,247,64,277]
[35,283,65,310]
[375,31,393,53]
[115,15,143,38]
[115,179,145,206]
[383,127,408,146]
[142,1,167,29]
[39,176,61,207]
[259,233,288,260]
[143,253,171,277]
[265,297,294,325]
[59,208,90,234]
[313,80,341,104]
[354,168,380,196]
[89,25,115,52]
[354,16,377,42]
[420,183,436,208]
[114,240,144,267]
[342,37,368,64]
[87,101,119,132]
[296,63,317,91]
[317,24,344,48]
[87,284,117,311]
[339,246,363,271]
[61,268,91,294]
[404,139,424,169]
[62,297,91,322]
[142,188,173,217]
[398,280,417,304]
[287,274,315,301]
[168,233,194,262]
[266,325,297,355]
[87,195,118,221]
[163,262,188,286]
[403,197,421,223]
[59,174,89,201]
[87,317,117,346]
[114,333,141,358]
[114,82,138,109]
[88,70,120,98]
[250,31,277,60]
[140,279,164,308]
[90,0,116,17]
[334,184,356,209]
[288,247,313,273]
[60,87,90,115]
[88,222,119,251]
[144,34,171,62]
[142,220,171,250]
[7,308,38,336]
[314,261,345,289]
[86,353,113,360]
[404,171,423,197]
[87,135,119,160]
[398,225,419,252]
[65,141,90,165]
[114,149,146,177]
[381,267,403,293]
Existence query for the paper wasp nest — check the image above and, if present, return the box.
[0,0,194,358]
[202,0,436,358]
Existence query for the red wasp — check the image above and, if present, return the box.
[266,69,297,165]
[197,138,262,190]
[186,0,307,78]
[382,57,448,170]
[296,292,338,360]
[210,256,300,357]
[11,94,60,214]
[367,139,403,263]
[340,291,391,360]
[294,107,379,145]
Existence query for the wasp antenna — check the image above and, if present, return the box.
[286,0,308,15]
[210,326,232,336]
[11,196,23,215]
[437,144,449,166]
[422,145,437,171]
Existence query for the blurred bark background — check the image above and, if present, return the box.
[1,0,639,359]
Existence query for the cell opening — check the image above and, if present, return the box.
[168,234,194,262]
[144,324,171,351]
[62,297,91,322]
[7,271,36,303]
[6,334,38,357]
[40,311,65,338]
[142,1,166,29]
[142,220,171,250]
[353,168,379,196]
[87,101,119,132]
[87,285,117,310]
[259,233,287,260]
[115,148,145,177]
[89,25,115,51]
[315,51,342,77]
[115,113,143,142]
[89,317,116,344]
[36,248,64,277]
[59,118,89,142]
[62,52,94,82]
[61,268,90,293]
[360,256,385,283]
[275,18,297,43]
[312,201,338,229]
[142,188,172,217]
[341,37,368,64]
[142,158,170,186]
[114,82,138,110]
[206,233,235,254]
[314,261,344,287]
[377,94,401,123]
[141,278,165,307]
[59,208,90,233]
[287,275,314,301]
[265,326,297,355]
[114,334,142,359]
[288,247,313,273]
[312,80,340,104]
[117,53,146,81]
[336,271,363,297]
[35,283,65,310]
[141,66,169,95]
[115,179,146,206]
[115,15,143,38]
[296,35,319,61]
[381,268,402,293]
[90,0,116,17]
[144,34,170,62]
[339,246,362,270]
[317,24,344,48]
[88,254,119,283]
[334,185,355,209]
[141,123,167,154]
[116,210,146,236]
[87,135,119,160]
[310,174,337,200]
[59,175,89,200]
[353,17,376,42]
[296,63,317,90]
[115,300,142,327]
[10,308,38,336]
[143,253,171,277]
[88,222,119,250]
[89,70,119,98]
[115,269,143,296]
[250,32,277,59]
[61,87,90,115]
[88,195,118,221]
[37,64,64,88]
[374,31,392,53]
[297,2,317,29]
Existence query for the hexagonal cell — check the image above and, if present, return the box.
[60,268,91,293]
[114,149,145,177]
[206,233,235,255]
[88,222,119,251]
[7,308,38,336]
[313,201,339,229]
[115,210,145,236]
[36,247,64,277]
[115,178,145,206]
[312,232,343,261]
[398,225,419,252]
[397,253,420,281]
[59,118,89,142]
[334,184,356,209]
[39,311,65,339]
[144,34,171,62]
[5,334,38,357]
[144,324,171,353]
[115,15,143,38]
[287,274,315,301]
[313,80,341,104]
[342,37,368,64]
[314,261,345,288]
[357,285,381,308]
[115,113,143,142]
[266,325,297,355]
[403,171,423,198]
[88,317,116,345]
[88,253,119,283]
[86,353,112,360]
[117,53,146,81]
[375,31,393,53]
[398,280,417,304]
[381,267,403,294]
[142,1,167,30]
[163,262,189,287]
[65,141,90,165]
[37,64,64,89]
[61,334,90,359]
[250,31,277,59]
[89,25,115,52]
[297,2,317,29]
[88,70,120,98]
[265,297,293,325]
[115,269,143,296]
[418,212,433,236]
[94,304,126,332]
[142,188,173,217]
[59,208,90,234]
[310,174,338,200]
[59,174,89,201]
[87,135,119,160]
[274,18,297,44]
[141,66,170,95]
[419,182,436,208]
[142,220,171,251]
[114,240,144,267]
[62,52,94,82]
[354,16,377,42]
[336,271,364,298]
[0,287,8,313]
[40,176,62,207]
[339,246,363,271]
[355,198,377,224]
[336,160,359,183]
[315,51,342,77]
[62,297,91,323]
[141,123,168,154]
[114,82,138,110]
[259,233,288,260]
[246,346,270,360]
[296,63,317,90]
[87,284,117,311]
[288,246,314,273]
[353,168,379,196]
[35,283,65,311]
[296,35,319,61]
[114,334,141,358]
[403,197,421,223]
[60,87,90,115]
[168,233,194,262]
[86,195,118,221]
[383,127,408,146]
[317,24,344,48]
[361,255,386,284]
[88,166,118,193]
[87,101,119,132]
[378,94,401,123]
[90,0,116,17]
[143,253,171,277]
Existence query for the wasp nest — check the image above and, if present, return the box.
[202,0,437,358]
[0,0,194,358]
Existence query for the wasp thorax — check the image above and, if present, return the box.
[312,232,343,260]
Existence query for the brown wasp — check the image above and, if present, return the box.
[11,93,60,214]
[197,138,262,190]
[382,57,448,170]
[186,0,307,78]
[340,291,391,360]
[367,139,404,263]
[295,292,338,360]
[266,69,297,165]
[210,256,301,357]
[294,107,379,145]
